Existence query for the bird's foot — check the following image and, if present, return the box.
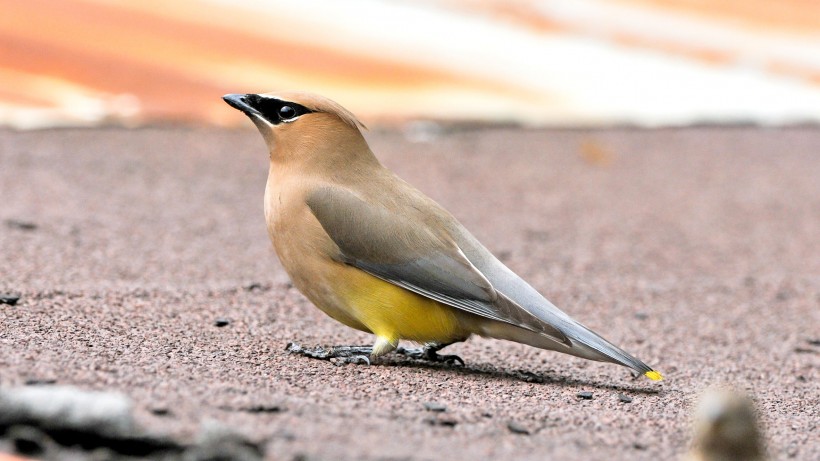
[395,344,465,366]
[285,342,372,365]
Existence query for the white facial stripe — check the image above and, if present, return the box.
[255,95,283,102]
[249,112,274,127]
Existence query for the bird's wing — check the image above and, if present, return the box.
[306,186,569,344]
[453,229,659,376]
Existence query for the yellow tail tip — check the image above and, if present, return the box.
[645,370,664,381]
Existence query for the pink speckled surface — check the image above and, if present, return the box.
[0,126,817,460]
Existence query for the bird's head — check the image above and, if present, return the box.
[222,91,370,165]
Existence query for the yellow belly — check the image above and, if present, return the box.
[266,183,469,346]
[334,266,469,345]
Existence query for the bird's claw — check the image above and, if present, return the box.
[285,342,330,359]
[330,355,371,366]
[437,354,465,366]
[285,342,373,365]
[396,346,465,366]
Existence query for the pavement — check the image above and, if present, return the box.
[0,126,817,460]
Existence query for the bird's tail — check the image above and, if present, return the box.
[479,318,663,380]
[561,321,663,381]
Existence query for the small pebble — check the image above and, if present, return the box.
[214,318,230,327]
[24,378,57,386]
[577,391,593,400]
[633,442,647,450]
[5,219,37,231]
[0,294,20,306]
[244,404,285,413]
[424,416,457,427]
[244,282,266,292]
[150,407,170,416]
[10,427,47,455]
[506,421,530,435]
[617,394,633,403]
[438,417,458,427]
[423,401,446,412]
[516,370,544,383]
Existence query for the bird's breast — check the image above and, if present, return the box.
[263,173,369,331]
[261,172,471,344]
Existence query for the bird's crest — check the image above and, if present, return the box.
[261,90,367,131]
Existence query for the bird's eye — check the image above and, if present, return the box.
[279,105,296,120]
[253,98,312,124]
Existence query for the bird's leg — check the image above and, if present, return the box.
[395,342,465,366]
[285,342,372,365]
[371,336,398,358]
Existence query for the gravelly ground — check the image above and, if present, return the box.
[0,126,817,460]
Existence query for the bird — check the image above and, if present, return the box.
[686,389,766,461]
[222,90,662,381]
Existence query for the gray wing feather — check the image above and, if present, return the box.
[307,187,569,344]
[454,230,655,373]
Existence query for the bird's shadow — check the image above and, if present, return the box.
[384,357,661,395]
[290,343,662,395]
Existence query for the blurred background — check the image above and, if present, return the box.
[2,0,820,129]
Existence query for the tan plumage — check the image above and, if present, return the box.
[223,90,662,380]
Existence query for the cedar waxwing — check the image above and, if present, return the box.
[686,389,766,461]
[223,91,662,381]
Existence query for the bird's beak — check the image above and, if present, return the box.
[223,94,262,117]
